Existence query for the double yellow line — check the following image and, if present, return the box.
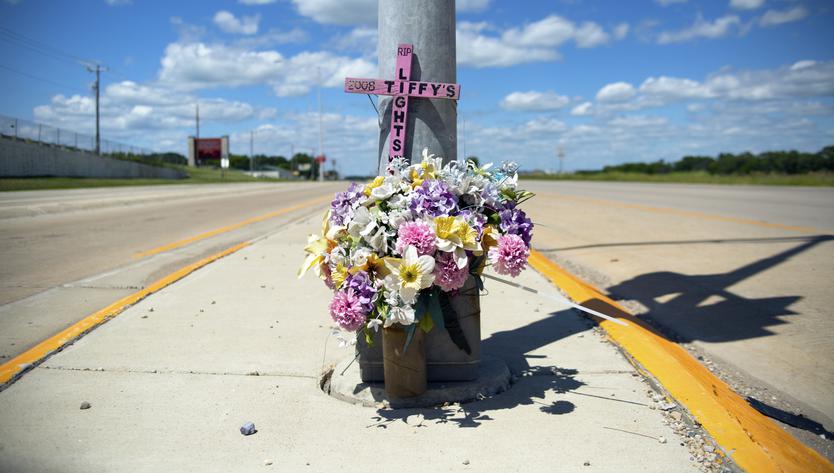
[0,195,330,386]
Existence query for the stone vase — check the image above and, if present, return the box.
[382,325,427,398]
[358,276,481,382]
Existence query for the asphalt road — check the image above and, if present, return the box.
[522,180,834,441]
[2,179,832,455]
[0,182,343,361]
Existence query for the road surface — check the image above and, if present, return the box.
[0,182,343,362]
[523,180,834,442]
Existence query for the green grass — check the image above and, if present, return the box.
[521,171,834,187]
[0,166,291,192]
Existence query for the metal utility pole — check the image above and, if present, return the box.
[195,103,200,138]
[378,0,456,172]
[86,64,106,155]
[250,130,254,172]
[317,67,324,182]
[558,146,565,174]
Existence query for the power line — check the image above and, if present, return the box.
[0,63,89,95]
[0,26,93,66]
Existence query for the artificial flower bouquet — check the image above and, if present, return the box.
[300,150,534,348]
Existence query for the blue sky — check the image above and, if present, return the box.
[1,0,832,175]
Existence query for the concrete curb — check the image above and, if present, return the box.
[528,248,834,473]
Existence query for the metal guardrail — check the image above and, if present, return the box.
[0,113,153,157]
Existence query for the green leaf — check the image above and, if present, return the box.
[439,291,472,355]
[364,326,375,346]
[402,324,417,354]
[418,313,434,333]
[428,287,444,329]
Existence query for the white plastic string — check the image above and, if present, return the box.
[481,273,629,326]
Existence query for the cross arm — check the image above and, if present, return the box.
[344,78,461,100]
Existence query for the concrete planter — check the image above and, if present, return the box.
[358,276,481,382]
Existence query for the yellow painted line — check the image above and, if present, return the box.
[0,241,251,385]
[133,195,331,259]
[528,248,834,473]
[541,192,834,236]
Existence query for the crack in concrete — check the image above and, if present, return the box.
[38,365,317,379]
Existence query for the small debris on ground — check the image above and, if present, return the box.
[240,422,257,436]
[148,308,154,312]
[462,460,470,465]
[80,401,91,410]
[659,401,677,411]
[264,459,273,466]
[583,461,591,466]
[658,436,667,444]
[141,315,148,319]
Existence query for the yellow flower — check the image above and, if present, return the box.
[363,176,385,196]
[349,253,391,279]
[456,221,479,249]
[433,216,460,243]
[331,263,348,289]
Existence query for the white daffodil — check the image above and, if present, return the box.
[370,175,400,200]
[384,245,435,303]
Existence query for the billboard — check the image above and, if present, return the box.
[196,138,222,162]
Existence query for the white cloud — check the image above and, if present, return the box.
[502,15,576,47]
[730,0,764,10]
[575,22,610,48]
[759,6,809,27]
[290,0,491,26]
[234,28,307,48]
[457,0,491,12]
[596,82,637,102]
[457,22,558,68]
[239,0,275,4]
[639,76,712,100]
[657,14,740,44]
[613,23,630,41]
[213,10,261,35]
[571,101,593,116]
[158,41,375,96]
[331,27,378,54]
[501,91,570,111]
[458,15,621,68]
[575,60,834,117]
[291,0,376,26]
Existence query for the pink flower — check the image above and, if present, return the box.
[489,234,529,277]
[395,221,436,256]
[434,251,469,292]
[329,288,367,331]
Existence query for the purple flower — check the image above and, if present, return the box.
[329,288,368,332]
[433,251,469,292]
[395,221,436,256]
[488,234,529,277]
[457,209,487,237]
[330,182,364,226]
[409,179,458,218]
[499,203,533,247]
[344,270,377,313]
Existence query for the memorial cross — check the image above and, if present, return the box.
[344,43,460,167]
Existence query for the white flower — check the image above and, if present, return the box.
[384,245,435,303]
[367,318,383,332]
[370,175,401,200]
[347,206,376,238]
[384,303,416,327]
[365,225,390,253]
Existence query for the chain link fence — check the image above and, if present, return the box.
[0,113,155,159]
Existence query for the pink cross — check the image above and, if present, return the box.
[344,43,460,166]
